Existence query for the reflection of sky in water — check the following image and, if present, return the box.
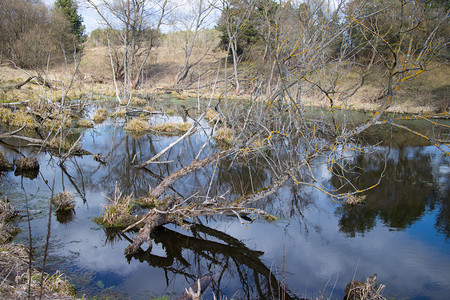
[1,120,449,299]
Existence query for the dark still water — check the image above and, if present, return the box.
[1,114,449,299]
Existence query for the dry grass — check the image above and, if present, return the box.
[99,185,136,229]
[214,127,235,144]
[51,191,75,211]
[0,244,76,299]
[131,97,146,106]
[0,107,39,128]
[112,107,127,118]
[13,157,39,170]
[0,151,13,171]
[76,118,94,128]
[0,197,17,221]
[150,122,192,133]
[205,108,219,123]
[43,112,73,131]
[345,194,367,205]
[93,108,107,123]
[124,118,150,131]
[345,274,386,300]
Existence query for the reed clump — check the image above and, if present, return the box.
[93,108,107,123]
[14,157,39,171]
[76,118,94,128]
[51,191,75,211]
[150,122,192,134]
[98,185,136,229]
[124,118,150,131]
[0,107,38,128]
[214,127,235,144]
[346,194,367,205]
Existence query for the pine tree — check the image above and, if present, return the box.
[55,0,85,44]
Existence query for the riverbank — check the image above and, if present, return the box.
[0,197,76,299]
[1,44,448,116]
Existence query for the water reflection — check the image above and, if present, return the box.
[0,115,449,299]
[331,145,449,238]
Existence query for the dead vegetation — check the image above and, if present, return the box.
[0,107,39,128]
[76,118,94,128]
[346,195,367,206]
[0,151,13,171]
[0,244,76,299]
[150,122,192,134]
[344,274,386,300]
[124,118,150,132]
[214,127,235,144]
[97,185,137,229]
[0,197,19,244]
[14,157,39,171]
[51,191,75,212]
[93,108,107,123]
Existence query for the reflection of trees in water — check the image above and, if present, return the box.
[435,200,450,239]
[116,224,299,300]
[333,146,446,236]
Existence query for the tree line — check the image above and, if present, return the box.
[0,0,85,69]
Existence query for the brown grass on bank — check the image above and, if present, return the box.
[51,191,75,211]
[43,112,73,131]
[150,122,192,134]
[93,108,107,123]
[0,197,20,244]
[0,107,39,128]
[0,243,76,299]
[124,118,150,131]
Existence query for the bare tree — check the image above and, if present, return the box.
[87,0,172,104]
[114,0,449,257]
[173,0,217,85]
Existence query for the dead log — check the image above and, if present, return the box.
[146,148,236,199]
[15,76,53,89]
[124,171,290,255]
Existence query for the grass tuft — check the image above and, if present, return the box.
[150,122,192,134]
[124,118,150,131]
[214,127,235,144]
[0,107,38,128]
[205,108,219,123]
[76,118,94,128]
[51,191,75,211]
[93,108,107,123]
[13,157,39,170]
[99,184,136,229]
[345,194,367,205]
